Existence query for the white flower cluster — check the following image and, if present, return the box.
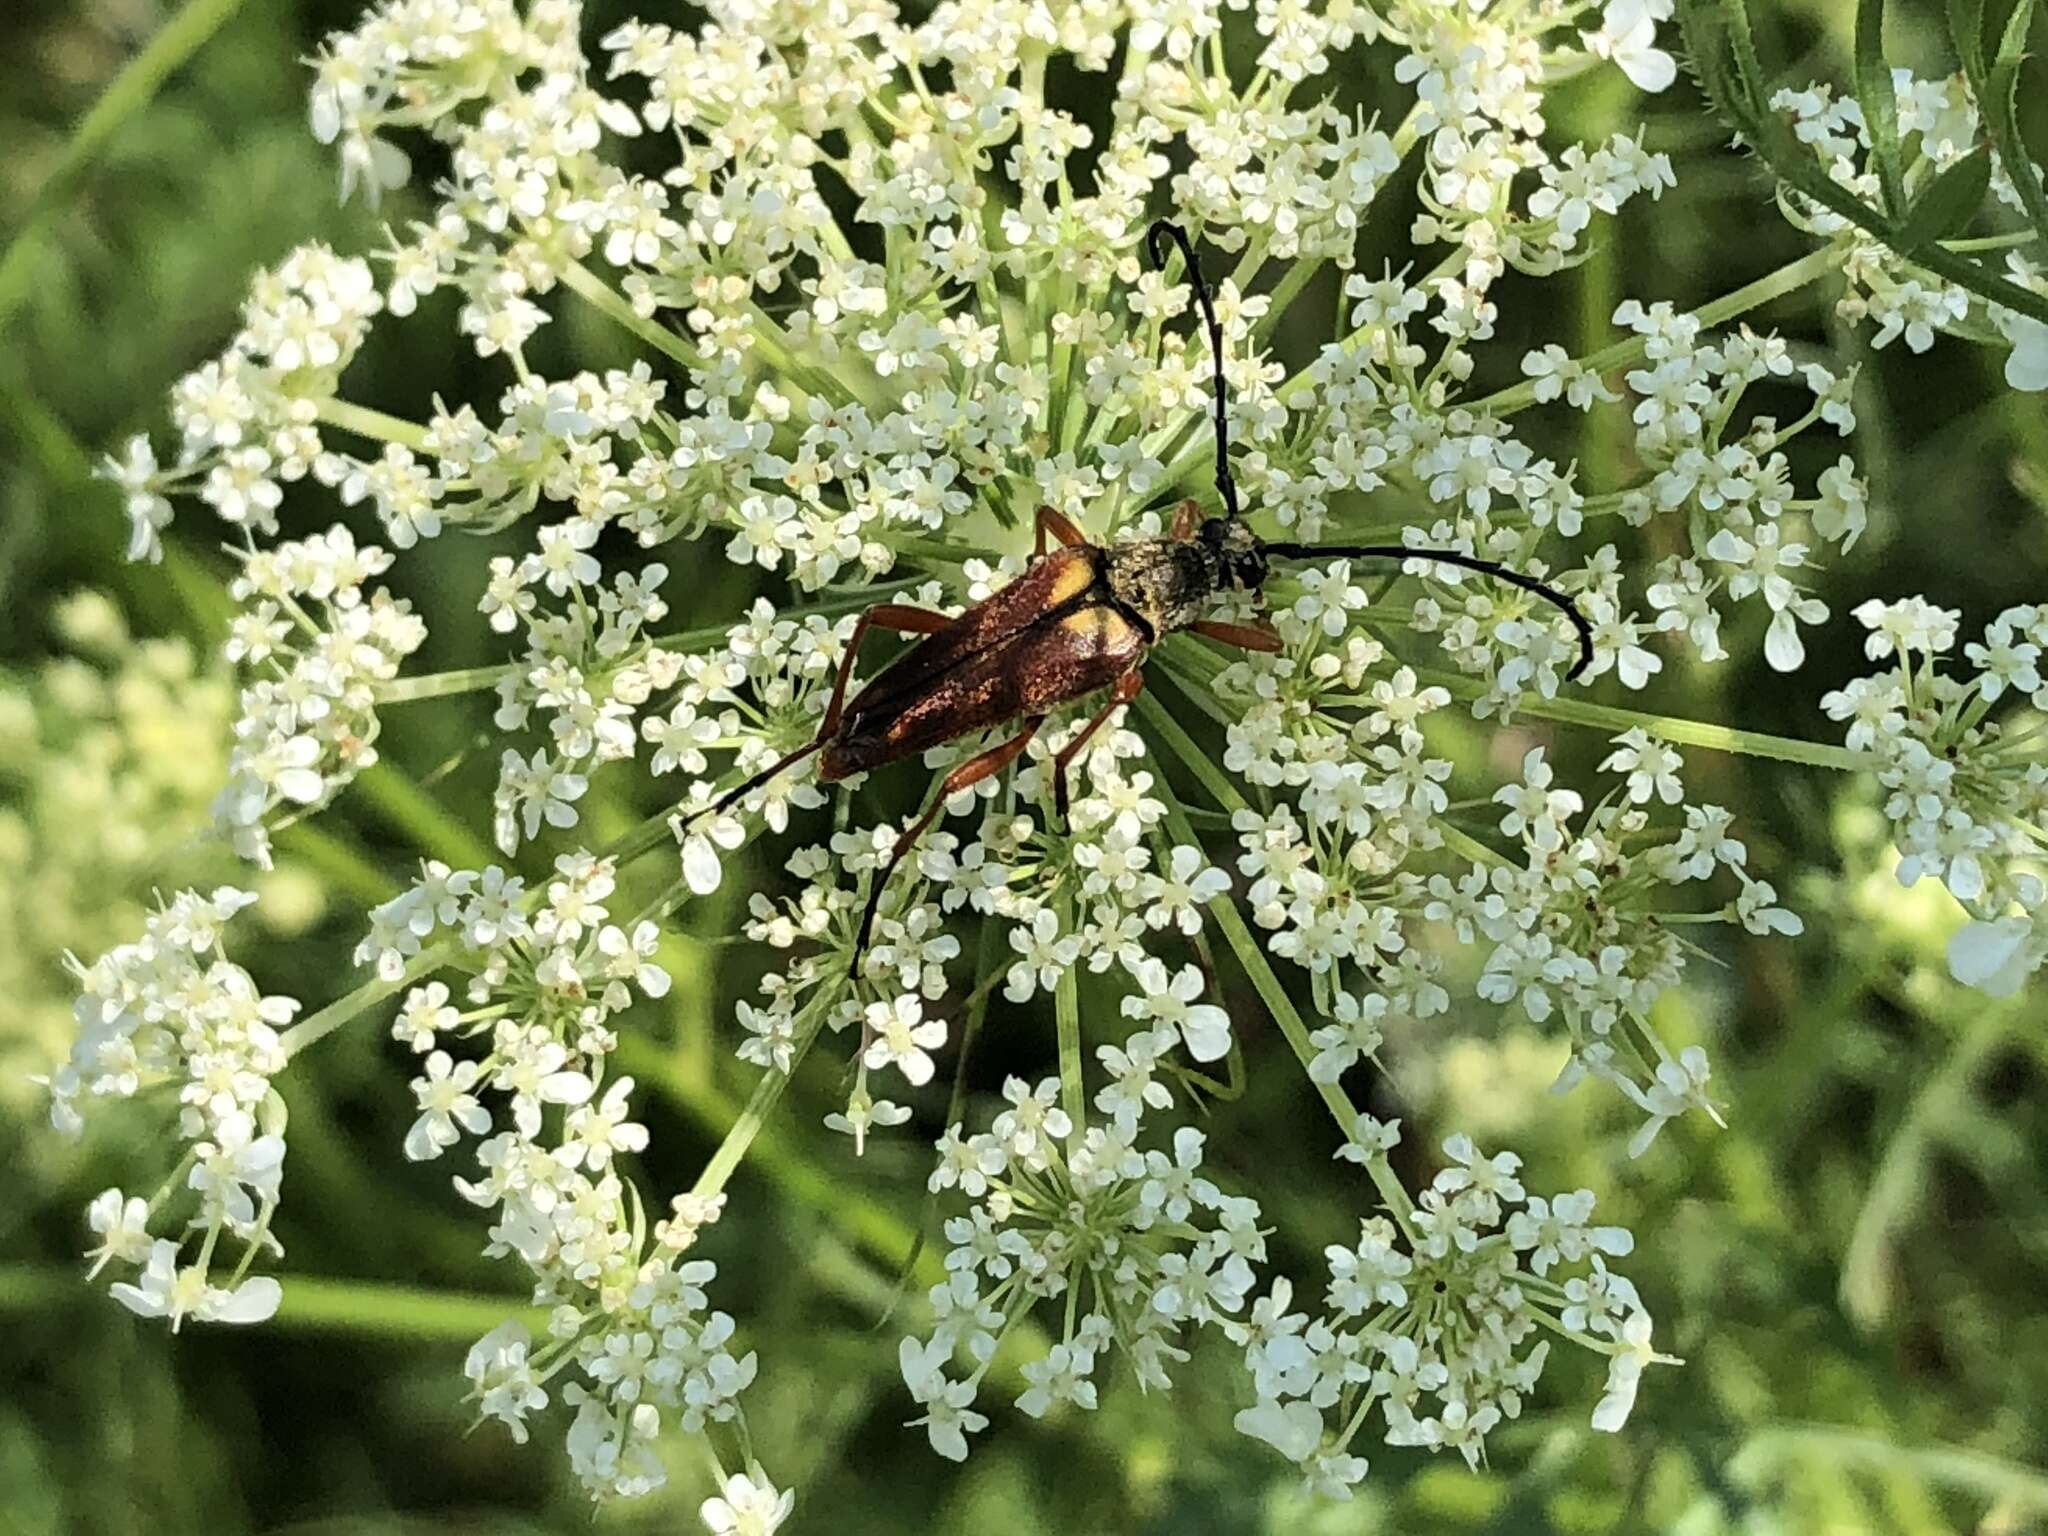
[75,0,1890,1511]
[903,1082,1263,1460]
[356,853,767,1499]
[1214,567,1783,1150]
[663,598,860,891]
[101,244,384,564]
[52,887,295,1329]
[1825,597,2048,997]
[217,525,426,866]
[1441,741,1792,1156]
[1767,70,2048,391]
[1234,1123,1666,1497]
[1594,301,1863,674]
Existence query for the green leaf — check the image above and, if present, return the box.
[1722,0,1772,118]
[1988,40,2048,243]
[1858,0,1908,218]
[1677,0,1765,132]
[1894,145,1995,252]
[1950,0,1989,87]
[1990,0,2036,64]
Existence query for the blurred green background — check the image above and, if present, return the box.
[5,2,2048,1533]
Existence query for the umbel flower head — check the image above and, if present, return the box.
[63,0,2045,1517]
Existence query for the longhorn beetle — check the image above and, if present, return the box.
[686,219,1594,977]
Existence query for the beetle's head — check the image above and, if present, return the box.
[1199,515,1269,591]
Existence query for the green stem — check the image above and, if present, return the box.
[0,1264,542,1340]
[1055,903,1087,1131]
[352,761,498,869]
[1732,1425,2048,1513]
[1405,669,1874,772]
[0,0,255,337]
[276,821,393,906]
[559,261,698,370]
[314,398,432,452]
[374,665,510,704]
[690,998,830,1199]
[279,944,455,1059]
[1465,244,1846,416]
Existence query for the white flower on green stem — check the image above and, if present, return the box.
[562,1076,649,1170]
[110,1239,282,1330]
[861,995,947,1088]
[699,1470,795,1536]
[406,1050,491,1161]
[84,1189,153,1279]
[1120,958,1230,1063]
[899,1337,988,1463]
[466,1320,549,1444]
[1590,1309,1674,1432]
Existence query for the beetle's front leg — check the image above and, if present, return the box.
[1170,498,1204,542]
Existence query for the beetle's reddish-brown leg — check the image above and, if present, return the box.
[1049,668,1145,828]
[850,716,1045,983]
[1189,618,1283,653]
[819,604,952,737]
[1170,498,1204,542]
[682,602,953,829]
[1034,504,1089,557]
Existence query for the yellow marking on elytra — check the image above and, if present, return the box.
[1045,556,1096,606]
[1060,607,1137,647]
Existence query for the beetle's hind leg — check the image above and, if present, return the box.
[677,601,954,831]
[849,717,1045,990]
[1049,668,1145,830]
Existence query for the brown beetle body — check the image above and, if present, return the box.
[820,519,1272,784]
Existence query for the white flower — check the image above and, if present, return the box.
[1234,1398,1324,1461]
[699,1471,795,1535]
[405,1051,490,1161]
[1590,1310,1669,1431]
[84,1189,153,1278]
[1996,311,2048,392]
[109,1239,281,1329]
[1583,0,1677,95]
[1948,917,2036,997]
[900,1337,987,1462]
[466,1321,548,1443]
[1121,959,1232,1062]
[101,435,174,563]
[562,1076,649,1169]
[862,996,947,1088]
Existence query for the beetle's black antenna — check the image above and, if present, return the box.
[1147,219,1240,522]
[1264,541,1597,683]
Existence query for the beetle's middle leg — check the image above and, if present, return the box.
[850,716,1044,983]
[681,602,953,830]
[1049,667,1146,828]
[1189,618,1283,653]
